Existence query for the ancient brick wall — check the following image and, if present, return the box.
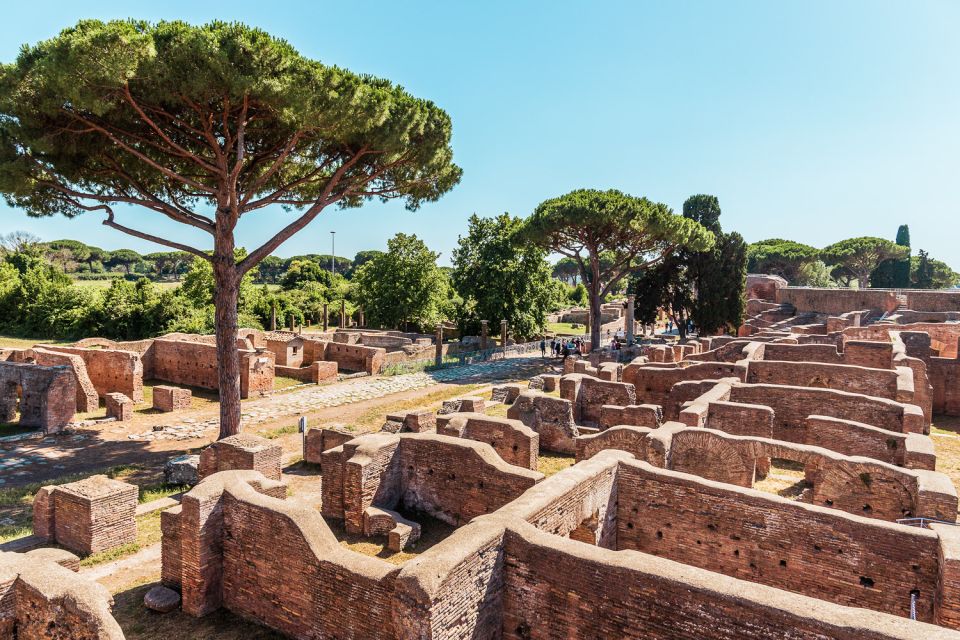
[907,291,960,312]
[746,360,899,399]
[931,358,960,416]
[221,493,399,639]
[623,362,745,409]
[0,551,125,639]
[805,415,935,468]
[705,400,774,437]
[746,274,787,301]
[304,427,355,465]
[500,522,942,640]
[149,338,274,398]
[560,374,637,424]
[728,383,922,442]
[844,340,895,369]
[575,426,654,463]
[199,434,282,481]
[0,361,76,433]
[598,403,662,429]
[28,347,99,412]
[319,341,386,374]
[615,461,941,621]
[324,433,542,529]
[275,360,338,384]
[508,391,580,453]
[45,345,143,403]
[437,413,539,470]
[394,435,541,526]
[779,287,899,315]
[760,342,844,363]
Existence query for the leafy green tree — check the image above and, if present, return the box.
[747,239,820,284]
[256,256,285,284]
[796,260,835,287]
[451,213,556,339]
[870,225,911,288]
[524,189,713,350]
[47,239,91,272]
[353,233,448,331]
[4,263,91,338]
[552,257,581,285]
[106,249,143,275]
[911,252,958,289]
[281,259,336,290]
[630,195,745,340]
[821,237,909,289]
[144,251,179,279]
[0,20,459,437]
[89,278,168,339]
[568,282,588,307]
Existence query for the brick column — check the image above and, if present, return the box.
[322,303,329,332]
[480,320,489,351]
[626,294,636,344]
[340,300,346,327]
[435,325,443,367]
[180,491,225,616]
[501,320,508,354]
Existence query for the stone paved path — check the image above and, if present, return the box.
[123,354,555,441]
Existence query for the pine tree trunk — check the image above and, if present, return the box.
[213,236,242,439]
[589,254,601,352]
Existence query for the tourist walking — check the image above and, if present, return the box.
[540,339,546,358]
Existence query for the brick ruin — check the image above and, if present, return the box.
[32,475,138,556]
[13,276,960,638]
[0,360,76,433]
[0,549,124,639]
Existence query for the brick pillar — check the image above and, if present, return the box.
[935,523,960,627]
[626,294,636,344]
[323,304,329,332]
[501,320,508,354]
[359,307,365,328]
[340,300,346,327]
[480,320,489,351]
[179,491,225,616]
[435,326,443,367]
[289,314,295,332]
[270,302,277,331]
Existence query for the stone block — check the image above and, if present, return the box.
[491,384,522,404]
[105,392,133,421]
[153,385,192,412]
[34,475,138,555]
[164,454,200,486]
[198,434,283,481]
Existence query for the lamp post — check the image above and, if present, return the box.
[330,231,336,276]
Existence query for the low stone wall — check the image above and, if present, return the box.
[508,391,580,453]
[198,434,282,481]
[559,374,637,425]
[151,339,274,398]
[437,412,539,470]
[746,359,900,399]
[906,291,960,312]
[321,433,543,530]
[623,361,745,409]
[275,360,338,384]
[727,382,926,441]
[616,460,944,622]
[598,403,662,429]
[0,550,125,639]
[805,415,936,469]
[44,345,144,403]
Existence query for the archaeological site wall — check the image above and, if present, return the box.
[44,345,143,403]
[0,360,76,432]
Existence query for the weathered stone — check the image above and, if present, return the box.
[164,454,200,486]
[144,585,181,613]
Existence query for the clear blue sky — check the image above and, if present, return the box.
[1,1,958,267]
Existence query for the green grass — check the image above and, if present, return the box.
[71,279,181,291]
[0,334,70,349]
[546,322,586,336]
[261,424,298,440]
[273,375,303,391]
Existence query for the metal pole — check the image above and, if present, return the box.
[330,231,336,276]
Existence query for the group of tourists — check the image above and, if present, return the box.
[540,336,587,358]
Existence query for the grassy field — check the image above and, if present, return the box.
[70,279,183,291]
[0,334,70,349]
[546,322,586,336]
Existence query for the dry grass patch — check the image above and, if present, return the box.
[538,452,575,476]
[353,383,486,431]
[324,513,454,566]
